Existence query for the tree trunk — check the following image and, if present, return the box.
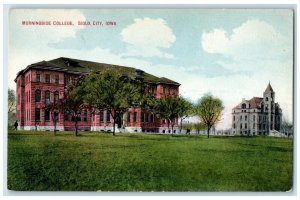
[171,123,174,136]
[180,118,183,134]
[207,125,210,138]
[75,119,78,136]
[54,120,57,136]
[112,117,116,136]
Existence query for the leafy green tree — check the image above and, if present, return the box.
[62,78,86,136]
[193,122,206,135]
[195,94,223,138]
[151,96,184,135]
[177,97,194,133]
[8,88,16,129]
[44,100,62,136]
[82,70,141,136]
[182,122,194,135]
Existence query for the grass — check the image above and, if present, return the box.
[7,131,293,192]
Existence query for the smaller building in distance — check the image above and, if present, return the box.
[232,83,282,136]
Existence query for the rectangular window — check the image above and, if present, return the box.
[55,74,59,84]
[54,110,59,121]
[35,91,41,102]
[35,109,40,121]
[150,114,154,123]
[64,110,69,121]
[141,112,144,122]
[253,123,255,129]
[106,111,111,122]
[134,112,137,122]
[240,123,242,129]
[145,113,149,122]
[45,74,50,83]
[84,111,87,121]
[77,111,81,121]
[245,123,247,129]
[127,112,131,123]
[36,73,41,82]
[240,116,242,120]
[233,116,235,121]
[245,115,247,120]
[64,76,68,86]
[45,109,50,121]
[100,111,104,122]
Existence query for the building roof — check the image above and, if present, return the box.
[15,57,180,85]
[233,97,263,109]
[264,82,274,93]
[248,97,264,108]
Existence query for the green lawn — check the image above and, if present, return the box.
[7,131,293,192]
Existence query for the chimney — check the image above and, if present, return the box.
[135,69,144,81]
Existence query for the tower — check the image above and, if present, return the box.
[263,82,275,133]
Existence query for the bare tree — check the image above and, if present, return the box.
[281,117,293,137]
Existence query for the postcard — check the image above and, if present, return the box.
[6,8,294,192]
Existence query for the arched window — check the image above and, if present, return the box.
[54,91,59,103]
[233,123,236,128]
[35,90,41,102]
[242,103,246,109]
[45,91,50,104]
[54,109,59,122]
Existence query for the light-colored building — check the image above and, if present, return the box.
[232,83,282,136]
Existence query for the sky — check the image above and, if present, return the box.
[8,9,294,129]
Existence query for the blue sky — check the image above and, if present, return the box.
[9,9,293,129]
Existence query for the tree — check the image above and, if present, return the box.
[177,97,194,133]
[82,70,141,136]
[8,88,16,129]
[151,96,183,135]
[62,78,86,136]
[182,122,194,135]
[8,88,16,113]
[281,117,293,137]
[195,94,223,138]
[44,100,62,136]
[193,122,206,135]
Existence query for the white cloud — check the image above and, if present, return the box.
[121,18,176,58]
[201,19,291,62]
[201,29,229,54]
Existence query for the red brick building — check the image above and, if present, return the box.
[15,57,180,134]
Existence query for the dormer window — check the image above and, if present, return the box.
[242,103,246,109]
[65,61,70,66]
